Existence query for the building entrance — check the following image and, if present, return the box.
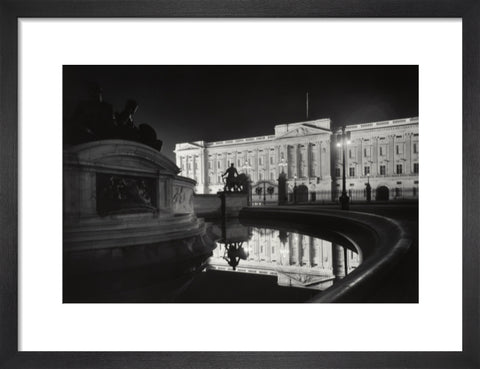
[376,186,389,201]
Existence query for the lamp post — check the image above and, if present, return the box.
[336,126,351,210]
[242,159,251,176]
[366,173,372,203]
[277,158,288,205]
[242,159,252,205]
[279,158,288,173]
[262,170,267,205]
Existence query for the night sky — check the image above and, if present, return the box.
[63,65,418,161]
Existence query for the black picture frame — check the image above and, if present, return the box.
[1,1,478,368]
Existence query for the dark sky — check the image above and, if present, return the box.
[63,65,418,161]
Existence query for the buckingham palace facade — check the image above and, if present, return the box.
[174,116,419,202]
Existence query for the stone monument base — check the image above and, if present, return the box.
[63,140,203,251]
[219,191,249,218]
[64,213,205,251]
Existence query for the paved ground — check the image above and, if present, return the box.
[271,202,419,303]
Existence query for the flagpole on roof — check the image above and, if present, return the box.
[306,92,309,120]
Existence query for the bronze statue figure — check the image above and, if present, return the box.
[65,84,163,152]
[222,163,239,192]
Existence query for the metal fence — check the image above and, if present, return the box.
[251,187,419,205]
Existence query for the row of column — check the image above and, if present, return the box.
[343,134,419,177]
[285,142,330,180]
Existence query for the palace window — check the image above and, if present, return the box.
[364,166,370,175]
[413,143,418,154]
[396,144,404,155]
[335,167,341,177]
[270,156,274,165]
[217,161,220,169]
[379,146,384,156]
[380,165,386,175]
[413,163,419,173]
[349,149,353,159]
[364,147,371,157]
[396,164,403,174]
[349,167,355,177]
[259,157,263,165]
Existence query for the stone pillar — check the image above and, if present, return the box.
[305,143,310,179]
[332,243,346,279]
[318,141,322,180]
[297,235,302,266]
[323,139,331,180]
[389,135,395,175]
[288,233,293,265]
[359,139,364,176]
[286,145,290,178]
[254,149,259,182]
[406,133,412,174]
[278,172,287,205]
[267,235,272,262]
[201,149,209,194]
[293,144,299,178]
[306,236,313,267]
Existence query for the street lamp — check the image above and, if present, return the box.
[241,159,252,205]
[277,158,288,205]
[366,173,372,203]
[242,159,251,175]
[336,126,351,210]
[278,158,288,173]
[262,170,267,205]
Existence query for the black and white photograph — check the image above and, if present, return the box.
[62,65,419,303]
[1,9,476,368]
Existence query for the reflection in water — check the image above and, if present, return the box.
[64,219,362,302]
[210,222,362,291]
[222,242,248,270]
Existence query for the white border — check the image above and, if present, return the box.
[19,19,462,351]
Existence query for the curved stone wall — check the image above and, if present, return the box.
[239,207,412,303]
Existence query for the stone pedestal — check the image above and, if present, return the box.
[63,140,203,250]
[277,172,288,205]
[218,191,249,218]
